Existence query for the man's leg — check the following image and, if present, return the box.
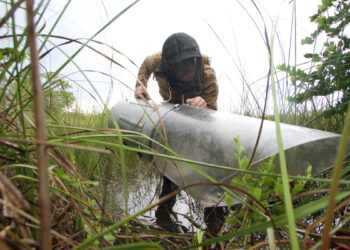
[155,176,178,231]
[204,206,227,236]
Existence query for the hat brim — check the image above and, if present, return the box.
[167,50,200,64]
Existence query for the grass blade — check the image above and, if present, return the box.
[321,103,350,249]
[25,0,51,248]
[270,20,299,249]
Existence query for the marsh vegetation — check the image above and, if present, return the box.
[0,0,349,249]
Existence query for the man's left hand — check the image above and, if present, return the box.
[186,96,207,109]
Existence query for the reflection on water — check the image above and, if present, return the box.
[103,161,209,233]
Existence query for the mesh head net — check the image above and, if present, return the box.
[162,33,201,64]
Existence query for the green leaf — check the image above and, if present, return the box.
[243,173,252,182]
[225,193,233,208]
[84,180,99,187]
[311,54,322,62]
[56,168,65,177]
[238,145,244,156]
[301,36,314,45]
[253,187,262,201]
[241,156,249,170]
[231,177,243,188]
[292,184,304,195]
[277,63,287,71]
[274,182,284,198]
[306,165,312,176]
[262,176,275,187]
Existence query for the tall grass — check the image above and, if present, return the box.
[26,0,51,248]
[0,0,349,249]
[270,20,299,250]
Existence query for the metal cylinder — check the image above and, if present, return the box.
[109,99,350,206]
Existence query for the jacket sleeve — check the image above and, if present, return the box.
[136,52,162,88]
[201,65,219,110]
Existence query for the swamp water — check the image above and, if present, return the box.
[102,160,216,233]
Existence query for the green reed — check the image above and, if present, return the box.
[1,0,349,249]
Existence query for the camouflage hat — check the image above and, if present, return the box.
[162,33,201,64]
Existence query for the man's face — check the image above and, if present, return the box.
[168,57,197,83]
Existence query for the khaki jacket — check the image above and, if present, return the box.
[136,52,218,110]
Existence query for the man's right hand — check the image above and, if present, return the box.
[135,85,150,99]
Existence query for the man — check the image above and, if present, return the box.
[135,32,218,110]
[134,32,221,233]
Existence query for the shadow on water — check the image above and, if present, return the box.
[104,160,226,235]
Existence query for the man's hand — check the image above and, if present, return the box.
[186,96,207,109]
[135,85,150,99]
